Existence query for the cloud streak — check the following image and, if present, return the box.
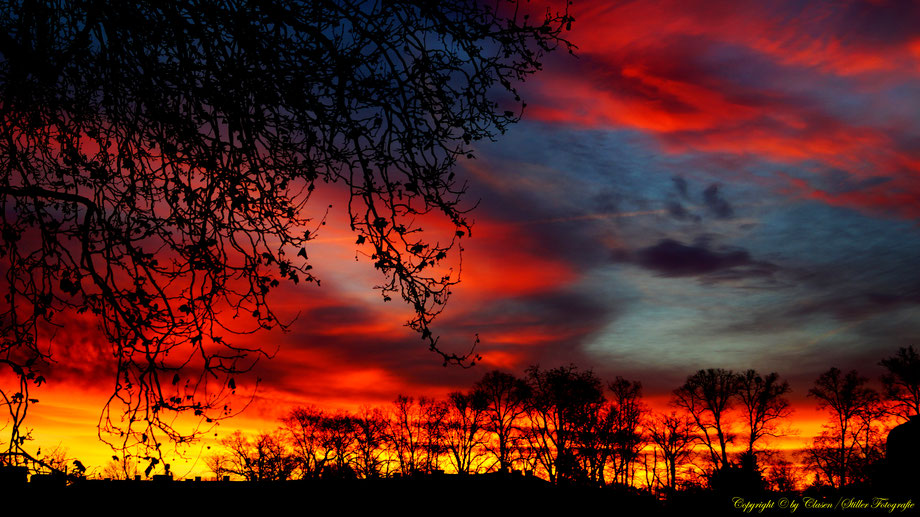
[524,0,920,217]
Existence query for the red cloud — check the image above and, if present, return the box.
[526,0,920,217]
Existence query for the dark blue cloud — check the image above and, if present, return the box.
[672,176,690,198]
[630,238,756,277]
[667,200,698,221]
[703,184,734,219]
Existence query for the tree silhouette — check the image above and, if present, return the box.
[735,370,792,455]
[280,404,363,479]
[281,405,331,479]
[473,369,531,472]
[607,376,647,486]
[99,455,140,481]
[762,454,800,492]
[35,444,71,475]
[443,390,488,474]
[419,397,449,473]
[647,411,695,492]
[879,345,920,422]
[0,0,574,460]
[571,394,614,486]
[204,452,232,481]
[388,395,425,476]
[524,364,605,484]
[805,367,880,488]
[352,405,389,478]
[673,368,737,471]
[281,404,383,479]
[221,430,295,482]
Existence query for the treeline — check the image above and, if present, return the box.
[205,347,919,495]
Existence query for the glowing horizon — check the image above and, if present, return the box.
[3,0,919,490]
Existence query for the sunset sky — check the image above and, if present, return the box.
[17,0,920,477]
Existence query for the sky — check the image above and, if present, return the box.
[14,0,920,475]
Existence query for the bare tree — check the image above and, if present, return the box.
[736,370,792,455]
[204,453,232,481]
[282,405,332,479]
[321,412,358,478]
[0,372,38,466]
[221,430,295,482]
[571,396,615,486]
[282,406,360,479]
[647,411,696,492]
[607,377,647,485]
[352,405,389,478]
[673,368,737,470]
[444,390,488,474]
[524,364,605,484]
[0,0,574,460]
[805,367,880,488]
[473,370,531,472]
[99,455,139,481]
[762,454,800,492]
[388,395,424,476]
[879,345,920,422]
[36,444,71,475]
[419,397,448,473]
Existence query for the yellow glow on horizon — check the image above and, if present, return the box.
[5,368,894,486]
